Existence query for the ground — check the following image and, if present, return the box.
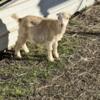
[0,3,100,100]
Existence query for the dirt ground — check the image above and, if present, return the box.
[0,3,100,100]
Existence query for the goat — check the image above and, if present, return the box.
[12,12,70,62]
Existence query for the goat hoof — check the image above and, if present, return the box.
[54,54,60,60]
[16,54,22,59]
[25,49,29,54]
[56,57,60,60]
[16,55,22,59]
[48,57,54,62]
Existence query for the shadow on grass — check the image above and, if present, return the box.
[0,49,14,60]
[21,54,47,63]
[0,49,47,63]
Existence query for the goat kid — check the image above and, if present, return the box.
[12,12,70,62]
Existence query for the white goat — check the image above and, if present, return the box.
[12,12,70,62]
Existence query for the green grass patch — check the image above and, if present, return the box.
[0,35,79,99]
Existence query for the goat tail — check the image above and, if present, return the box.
[11,14,22,22]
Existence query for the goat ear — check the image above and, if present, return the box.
[65,12,72,19]
[67,13,71,18]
